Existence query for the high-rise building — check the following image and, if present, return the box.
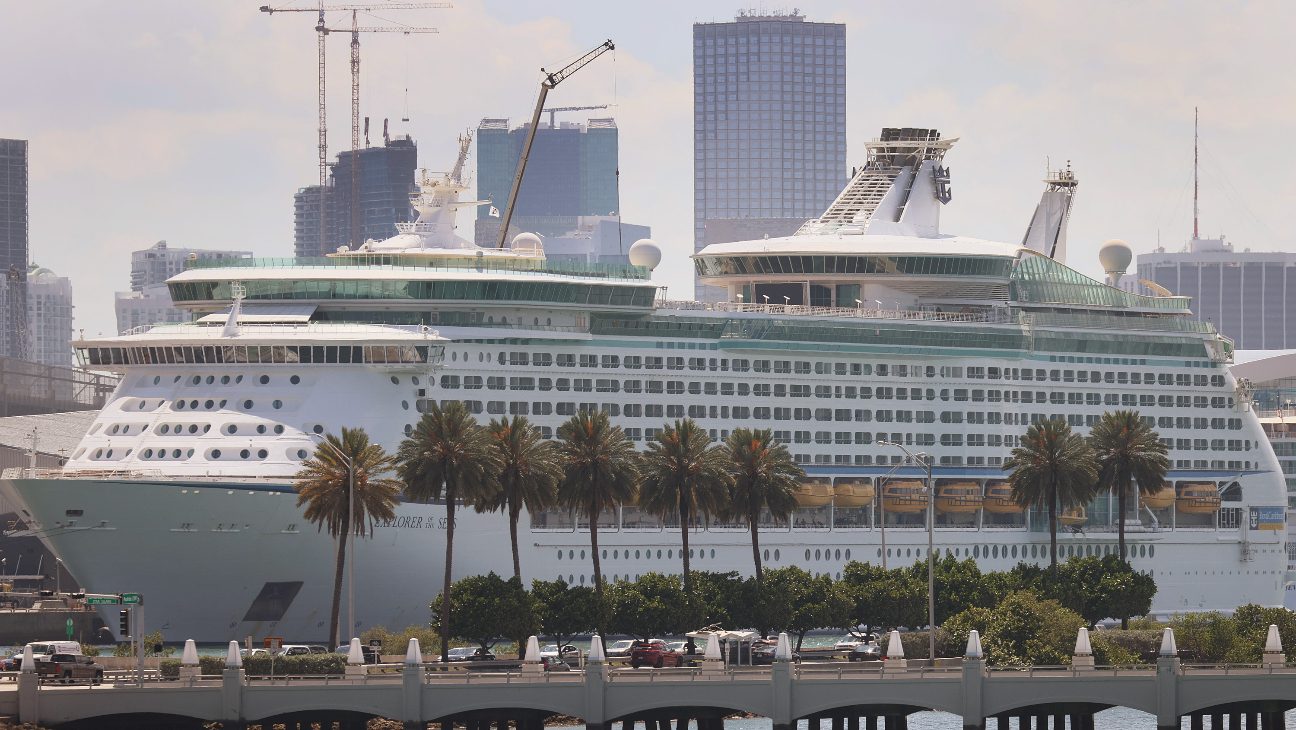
[293,136,419,258]
[26,263,73,367]
[693,11,847,300]
[0,139,29,359]
[474,118,620,246]
[1135,237,1296,350]
[115,241,250,334]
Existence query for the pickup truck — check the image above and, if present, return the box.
[35,654,104,684]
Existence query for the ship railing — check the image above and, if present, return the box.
[655,300,1013,324]
[117,322,449,338]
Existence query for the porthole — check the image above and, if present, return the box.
[205,400,214,409]
[579,575,585,585]
[257,425,267,434]
[844,549,850,560]
[172,449,182,458]
[186,449,194,457]
[105,449,114,458]
[634,550,641,559]
[656,550,662,559]
[834,549,841,560]
[451,352,457,362]
[192,376,201,385]
[403,424,413,436]
[667,550,673,559]
[390,376,400,385]
[401,401,409,410]
[235,375,243,384]
[271,399,283,410]
[710,549,715,558]
[221,376,230,385]
[243,400,253,409]
[212,449,221,459]
[273,425,284,435]
[1011,545,1017,558]
[144,449,153,458]
[159,424,170,434]
[689,549,695,558]
[412,376,420,385]
[173,376,181,383]
[290,375,301,385]
[557,551,563,561]
[579,550,585,560]
[153,376,161,385]
[240,449,250,459]
[805,549,812,561]
[206,376,215,385]
[764,549,770,561]
[259,375,270,385]
[568,550,574,560]
[219,400,227,408]
[1149,545,1155,558]
[973,546,980,558]
[226,425,237,435]
[188,425,198,434]
[176,401,186,410]
[189,400,199,409]
[296,449,307,459]
[138,400,146,410]
[313,424,324,434]
[110,425,119,434]
[774,549,780,561]
[257,449,268,459]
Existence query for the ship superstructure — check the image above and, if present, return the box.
[2,129,1285,642]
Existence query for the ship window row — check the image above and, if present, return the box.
[490,350,1226,388]
[693,253,1014,278]
[432,376,1234,409]
[168,279,656,308]
[82,344,435,367]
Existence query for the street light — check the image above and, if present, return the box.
[55,558,62,595]
[310,433,356,644]
[783,295,791,307]
[880,440,936,662]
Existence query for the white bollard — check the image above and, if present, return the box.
[774,632,793,662]
[702,634,724,676]
[180,639,200,680]
[522,635,543,676]
[964,630,983,660]
[1263,624,1285,668]
[587,635,606,663]
[226,640,242,668]
[884,630,907,669]
[1158,627,1178,658]
[404,638,422,666]
[1072,627,1094,670]
[346,637,366,678]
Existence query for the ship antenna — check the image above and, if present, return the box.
[1193,107,1199,240]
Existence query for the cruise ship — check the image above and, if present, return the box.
[2,129,1286,642]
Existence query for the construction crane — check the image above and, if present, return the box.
[259,2,446,253]
[496,40,616,249]
[545,104,610,129]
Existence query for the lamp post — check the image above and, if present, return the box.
[880,440,935,661]
[55,558,61,595]
[310,433,356,643]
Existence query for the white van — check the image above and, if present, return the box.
[25,641,81,658]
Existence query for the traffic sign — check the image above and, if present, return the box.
[85,596,119,605]
[120,593,142,605]
[65,618,73,639]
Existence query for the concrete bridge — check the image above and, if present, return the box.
[7,629,1296,730]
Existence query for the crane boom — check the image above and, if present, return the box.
[259,3,449,13]
[496,40,615,249]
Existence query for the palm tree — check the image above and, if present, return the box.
[1089,410,1169,564]
[476,416,562,582]
[637,419,731,593]
[294,427,402,648]
[397,401,500,663]
[1004,419,1098,569]
[723,428,802,583]
[555,410,639,600]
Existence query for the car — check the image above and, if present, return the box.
[834,635,863,652]
[629,639,684,669]
[538,643,578,660]
[848,638,883,662]
[605,639,635,660]
[334,645,381,664]
[34,653,103,684]
[540,655,571,672]
[3,652,22,672]
[277,644,329,657]
[446,647,495,662]
[751,640,800,665]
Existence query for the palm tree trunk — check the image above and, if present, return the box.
[440,485,456,664]
[1048,475,1058,570]
[750,514,763,583]
[679,501,692,593]
[1117,479,1128,564]
[329,529,347,649]
[509,501,522,583]
[590,497,604,595]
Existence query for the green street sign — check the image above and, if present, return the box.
[65,618,73,639]
[120,593,142,605]
[85,596,119,605]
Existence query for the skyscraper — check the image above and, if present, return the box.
[474,117,620,246]
[0,139,29,359]
[693,11,847,299]
[26,263,73,367]
[114,240,250,334]
[293,135,418,258]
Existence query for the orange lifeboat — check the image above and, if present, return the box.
[1059,507,1087,527]
[935,481,983,514]
[833,479,875,508]
[881,480,927,514]
[1177,482,1221,514]
[795,478,834,508]
[983,481,1023,514]
[1142,484,1176,510]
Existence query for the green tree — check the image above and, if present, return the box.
[1170,612,1238,663]
[723,428,803,582]
[431,573,536,655]
[397,401,501,662]
[477,416,562,582]
[840,561,925,633]
[294,427,402,647]
[761,567,850,651]
[1227,604,1296,663]
[1055,555,1156,628]
[556,411,639,603]
[531,578,603,654]
[638,419,731,593]
[942,591,1085,666]
[606,573,692,641]
[917,555,997,624]
[689,571,759,631]
[1089,410,1169,571]
[1004,419,1099,568]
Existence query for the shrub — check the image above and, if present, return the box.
[360,625,441,657]
[944,591,1084,666]
[159,654,346,679]
[1088,629,1159,664]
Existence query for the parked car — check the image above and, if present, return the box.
[446,647,496,662]
[629,639,684,669]
[751,640,800,665]
[538,644,578,660]
[277,644,329,657]
[540,655,571,672]
[34,653,103,684]
[605,639,635,661]
[848,638,882,662]
[834,635,863,652]
[334,645,381,664]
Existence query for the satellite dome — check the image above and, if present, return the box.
[510,232,542,252]
[628,238,662,269]
[1098,239,1133,276]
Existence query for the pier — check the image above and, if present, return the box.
[2,629,1295,729]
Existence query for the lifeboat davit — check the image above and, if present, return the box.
[881,480,927,514]
[833,479,875,508]
[795,478,834,508]
[983,481,1023,514]
[1142,484,1176,510]
[1059,507,1087,527]
[935,481,983,514]
[1177,482,1221,514]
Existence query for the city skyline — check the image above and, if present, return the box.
[3,1,1295,339]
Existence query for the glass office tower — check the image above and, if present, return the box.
[0,139,28,359]
[693,11,847,300]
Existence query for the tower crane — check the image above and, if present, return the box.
[544,104,611,129]
[496,40,616,249]
[259,2,447,253]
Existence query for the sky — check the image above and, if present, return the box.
[4,1,1296,338]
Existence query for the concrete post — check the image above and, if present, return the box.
[522,635,543,678]
[16,670,38,726]
[1155,628,1180,730]
[221,667,244,726]
[1072,627,1094,670]
[702,633,724,676]
[1263,624,1285,668]
[771,651,793,730]
[346,637,366,679]
[403,638,423,730]
[961,656,985,730]
[884,630,907,670]
[585,639,608,730]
